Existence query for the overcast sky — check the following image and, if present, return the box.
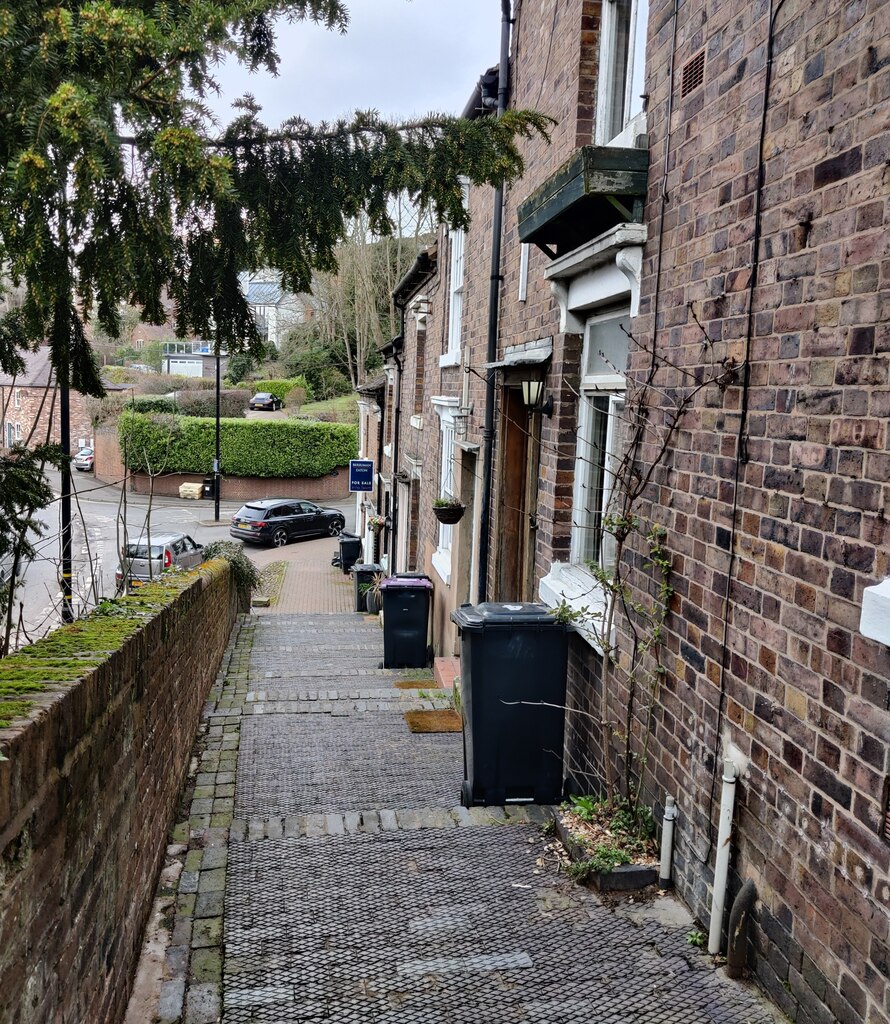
[208,1,502,126]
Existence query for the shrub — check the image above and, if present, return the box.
[119,411,357,478]
[252,377,314,404]
[285,385,307,410]
[133,395,176,414]
[136,372,214,395]
[176,389,250,418]
[103,366,138,385]
[202,541,260,591]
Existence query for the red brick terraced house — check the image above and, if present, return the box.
[0,346,95,452]
[624,1,890,1022]
[356,1,890,1020]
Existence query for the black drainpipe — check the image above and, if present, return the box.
[374,383,385,559]
[476,0,512,604]
[389,312,406,574]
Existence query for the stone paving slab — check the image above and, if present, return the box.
[223,826,779,1024]
[235,711,464,816]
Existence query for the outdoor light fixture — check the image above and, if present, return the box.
[453,404,472,438]
[521,379,554,417]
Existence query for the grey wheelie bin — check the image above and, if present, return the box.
[451,602,568,807]
[380,576,433,668]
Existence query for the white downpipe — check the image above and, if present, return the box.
[708,759,738,955]
[659,795,678,889]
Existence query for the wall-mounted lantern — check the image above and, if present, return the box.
[521,379,554,417]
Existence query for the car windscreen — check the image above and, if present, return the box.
[254,393,271,400]
[78,448,93,455]
[237,506,268,521]
[124,543,163,559]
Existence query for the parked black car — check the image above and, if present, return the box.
[230,499,345,547]
[248,392,282,411]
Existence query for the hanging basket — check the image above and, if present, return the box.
[433,503,466,525]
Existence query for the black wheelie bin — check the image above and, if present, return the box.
[451,602,568,807]
[380,575,433,668]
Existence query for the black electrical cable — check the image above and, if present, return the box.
[697,0,788,865]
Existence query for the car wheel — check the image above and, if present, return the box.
[328,520,344,536]
[272,528,289,547]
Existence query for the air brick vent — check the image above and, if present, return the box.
[681,51,706,97]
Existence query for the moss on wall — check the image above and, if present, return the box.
[0,561,228,728]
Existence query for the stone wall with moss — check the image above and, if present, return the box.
[0,561,239,1024]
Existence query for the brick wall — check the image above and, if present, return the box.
[0,562,239,1024]
[396,0,606,635]
[622,1,890,1021]
[125,470,350,502]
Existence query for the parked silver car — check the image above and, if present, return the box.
[116,532,204,590]
[73,446,95,471]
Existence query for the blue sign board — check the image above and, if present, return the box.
[349,459,374,492]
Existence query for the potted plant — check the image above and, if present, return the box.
[432,496,465,525]
[367,513,386,533]
[361,572,386,615]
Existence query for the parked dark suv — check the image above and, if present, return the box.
[230,499,345,547]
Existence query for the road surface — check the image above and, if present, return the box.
[5,471,355,650]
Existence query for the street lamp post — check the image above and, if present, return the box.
[59,375,74,623]
[214,349,221,522]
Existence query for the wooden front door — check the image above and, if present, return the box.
[496,387,540,602]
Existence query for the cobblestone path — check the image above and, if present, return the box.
[161,612,783,1024]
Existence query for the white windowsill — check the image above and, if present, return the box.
[538,562,611,655]
[410,415,423,430]
[439,350,462,368]
[432,547,452,586]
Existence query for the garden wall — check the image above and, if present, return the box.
[126,469,350,501]
[93,429,350,500]
[0,562,240,1024]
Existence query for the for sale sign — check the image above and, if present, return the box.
[348,459,374,492]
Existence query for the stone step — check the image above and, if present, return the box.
[230,804,555,840]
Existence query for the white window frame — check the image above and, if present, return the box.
[596,0,649,148]
[13,388,21,409]
[431,396,460,584]
[539,309,630,652]
[14,422,22,440]
[518,243,530,302]
[441,181,469,368]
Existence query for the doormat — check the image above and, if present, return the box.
[393,680,437,690]
[404,709,462,733]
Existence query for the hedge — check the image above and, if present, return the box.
[132,395,175,414]
[131,390,249,418]
[176,389,249,418]
[252,377,314,404]
[119,411,357,478]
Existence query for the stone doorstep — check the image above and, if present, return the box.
[434,655,460,690]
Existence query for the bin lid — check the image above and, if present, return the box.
[451,601,557,630]
[379,576,433,590]
[351,563,383,573]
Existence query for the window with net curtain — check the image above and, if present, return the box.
[573,311,630,571]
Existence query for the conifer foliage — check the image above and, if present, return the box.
[0,0,550,395]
